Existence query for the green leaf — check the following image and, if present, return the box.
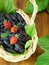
[1,33,10,38]
[4,0,16,14]
[38,35,49,51]
[25,0,34,14]
[25,40,33,49]
[36,0,48,12]
[25,0,48,14]
[47,1,49,12]
[25,24,36,38]
[35,52,49,65]
[0,0,4,13]
[0,0,16,14]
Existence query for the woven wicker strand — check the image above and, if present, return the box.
[0,0,38,62]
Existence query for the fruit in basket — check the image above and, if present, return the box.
[0,0,37,56]
[0,12,31,54]
[10,36,18,45]
[11,26,18,33]
[4,21,11,29]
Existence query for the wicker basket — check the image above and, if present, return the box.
[0,0,38,62]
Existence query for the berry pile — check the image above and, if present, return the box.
[0,13,30,53]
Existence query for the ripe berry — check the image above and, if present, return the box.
[11,26,18,33]
[10,36,18,44]
[4,22,11,29]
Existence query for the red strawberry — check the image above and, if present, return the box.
[11,26,18,33]
[4,22,11,29]
[10,36,18,44]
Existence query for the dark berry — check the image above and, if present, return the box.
[0,40,3,45]
[0,13,4,25]
[14,43,24,53]
[18,35,30,43]
[17,41,25,46]
[11,15,17,24]
[2,40,13,48]
[5,14,15,25]
[4,47,16,53]
[17,22,23,30]
[15,13,25,23]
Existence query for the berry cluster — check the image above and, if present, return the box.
[0,13,30,53]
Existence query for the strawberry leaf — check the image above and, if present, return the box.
[0,0,16,14]
[38,35,49,51]
[4,0,16,14]
[25,0,34,14]
[0,0,4,13]
[35,52,49,65]
[25,0,48,14]
[25,24,36,38]
[1,33,10,38]
[25,40,33,49]
[47,0,49,13]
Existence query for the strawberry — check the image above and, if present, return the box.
[10,36,18,44]
[4,22,11,29]
[11,26,18,33]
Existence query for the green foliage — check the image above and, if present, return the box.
[25,0,34,14]
[35,35,49,65]
[35,52,49,65]
[25,40,33,49]
[25,0,49,14]
[1,33,10,38]
[47,0,49,12]
[38,35,49,51]
[4,0,16,14]
[25,24,36,38]
[0,0,16,14]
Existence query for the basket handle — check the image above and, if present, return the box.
[30,0,38,25]
[17,0,38,26]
